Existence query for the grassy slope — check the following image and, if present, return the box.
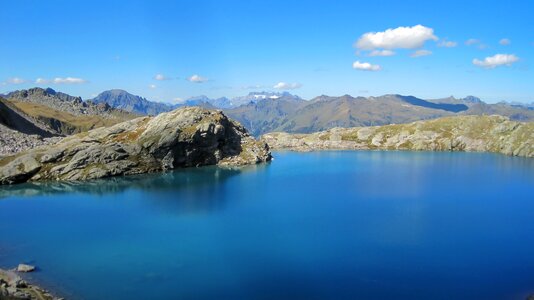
[10,101,136,134]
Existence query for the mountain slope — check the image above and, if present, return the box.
[6,88,137,135]
[0,98,55,137]
[243,94,459,135]
[227,94,534,136]
[0,98,61,156]
[224,95,307,136]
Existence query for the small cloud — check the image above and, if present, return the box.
[172,97,184,103]
[499,38,511,46]
[368,50,395,57]
[438,39,457,48]
[52,77,87,84]
[188,74,208,83]
[6,77,27,84]
[243,84,266,90]
[149,84,157,89]
[473,53,519,69]
[465,38,480,46]
[359,90,369,94]
[465,38,487,49]
[410,49,432,58]
[35,78,49,84]
[154,74,171,81]
[355,25,438,50]
[273,82,302,90]
[352,61,381,71]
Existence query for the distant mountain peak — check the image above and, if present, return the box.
[462,95,483,104]
[92,89,170,115]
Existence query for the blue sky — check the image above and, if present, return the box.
[1,0,533,103]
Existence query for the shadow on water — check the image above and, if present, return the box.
[0,163,269,200]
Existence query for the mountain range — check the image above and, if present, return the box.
[224,94,534,136]
[2,87,533,141]
[90,90,300,115]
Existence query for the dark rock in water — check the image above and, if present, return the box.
[16,264,35,273]
[0,107,271,185]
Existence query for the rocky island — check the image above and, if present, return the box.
[0,107,271,185]
[262,115,534,157]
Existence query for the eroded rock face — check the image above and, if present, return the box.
[261,115,534,157]
[0,107,271,184]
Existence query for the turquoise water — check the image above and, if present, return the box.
[1,151,534,299]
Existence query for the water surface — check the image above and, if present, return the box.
[1,151,533,299]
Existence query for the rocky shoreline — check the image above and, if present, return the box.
[0,267,61,300]
[0,107,271,185]
[261,115,534,158]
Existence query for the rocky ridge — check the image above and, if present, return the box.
[6,87,117,117]
[261,115,534,157]
[0,107,271,185]
[3,88,137,136]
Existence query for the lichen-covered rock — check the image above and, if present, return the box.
[0,107,271,185]
[262,115,534,157]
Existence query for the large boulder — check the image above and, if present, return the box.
[0,107,271,184]
[16,264,35,273]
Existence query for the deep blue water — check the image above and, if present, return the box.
[1,151,534,300]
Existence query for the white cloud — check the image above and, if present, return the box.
[368,49,395,57]
[188,74,208,83]
[6,77,27,84]
[352,61,381,71]
[33,77,86,84]
[499,38,511,45]
[355,25,438,50]
[465,38,480,46]
[172,97,184,103]
[410,49,432,58]
[149,84,157,89]
[473,54,519,69]
[465,39,488,49]
[35,78,49,84]
[154,74,171,81]
[273,82,302,90]
[438,39,457,48]
[52,77,87,84]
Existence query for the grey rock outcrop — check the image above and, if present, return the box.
[262,115,534,157]
[16,264,35,273]
[0,107,271,185]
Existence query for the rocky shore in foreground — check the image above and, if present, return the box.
[0,107,271,185]
[0,267,61,300]
[262,115,534,157]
